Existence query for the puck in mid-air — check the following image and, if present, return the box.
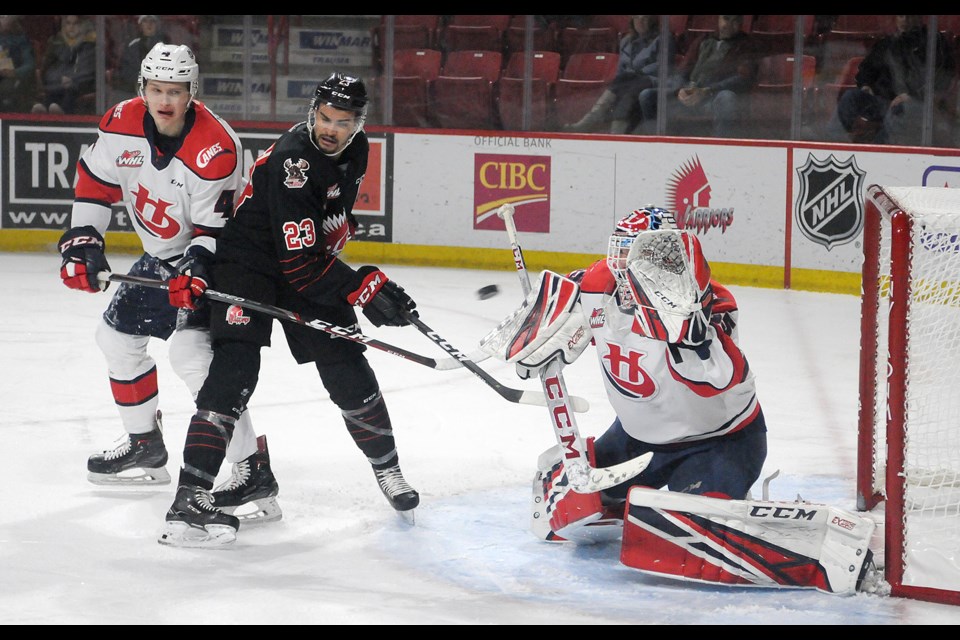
[477,284,500,300]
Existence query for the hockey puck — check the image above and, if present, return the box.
[477,284,500,300]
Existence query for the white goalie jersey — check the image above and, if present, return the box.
[70,98,243,260]
[578,259,760,446]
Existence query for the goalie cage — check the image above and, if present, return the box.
[858,184,960,606]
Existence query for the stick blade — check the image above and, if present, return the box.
[570,452,653,493]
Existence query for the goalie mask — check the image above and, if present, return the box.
[138,43,199,104]
[606,206,677,278]
[308,72,368,156]
[622,230,714,345]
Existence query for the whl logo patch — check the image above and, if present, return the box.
[795,154,865,250]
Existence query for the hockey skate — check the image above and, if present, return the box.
[373,464,419,524]
[87,411,170,485]
[158,485,240,549]
[212,435,282,525]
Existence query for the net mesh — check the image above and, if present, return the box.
[870,186,960,593]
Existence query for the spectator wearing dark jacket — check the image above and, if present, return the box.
[31,15,96,115]
[111,15,169,104]
[636,15,759,137]
[825,15,956,145]
[0,15,37,112]
[564,15,676,134]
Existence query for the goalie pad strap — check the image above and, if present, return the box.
[620,487,875,595]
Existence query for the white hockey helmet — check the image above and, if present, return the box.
[606,206,677,278]
[138,42,199,102]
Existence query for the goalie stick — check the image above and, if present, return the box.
[98,271,585,412]
[496,204,650,492]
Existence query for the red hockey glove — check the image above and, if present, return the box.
[168,246,213,310]
[346,266,418,327]
[58,225,110,293]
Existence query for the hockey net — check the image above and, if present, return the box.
[858,184,960,605]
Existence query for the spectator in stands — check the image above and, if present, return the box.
[111,15,169,104]
[824,15,956,145]
[564,15,676,134]
[0,15,37,113]
[31,15,96,115]
[635,15,758,138]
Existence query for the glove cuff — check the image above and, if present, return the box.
[346,266,388,307]
[58,225,105,255]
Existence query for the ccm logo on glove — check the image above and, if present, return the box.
[347,268,387,308]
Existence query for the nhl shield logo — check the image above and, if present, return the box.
[795,154,865,250]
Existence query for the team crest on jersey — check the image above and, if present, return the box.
[322,211,354,255]
[795,154,865,250]
[283,158,310,188]
[130,184,180,240]
[589,307,605,329]
[116,150,145,167]
[225,305,250,325]
[601,342,657,399]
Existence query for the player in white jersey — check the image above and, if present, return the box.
[481,207,880,595]
[56,43,280,524]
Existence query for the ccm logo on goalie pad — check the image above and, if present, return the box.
[622,502,835,591]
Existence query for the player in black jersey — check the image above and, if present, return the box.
[159,72,420,548]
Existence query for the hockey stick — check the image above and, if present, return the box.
[495,204,650,493]
[98,271,577,411]
[405,313,589,413]
[97,272,474,373]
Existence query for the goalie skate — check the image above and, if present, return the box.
[87,412,170,485]
[212,435,282,526]
[158,485,240,549]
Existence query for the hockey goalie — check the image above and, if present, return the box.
[481,207,879,596]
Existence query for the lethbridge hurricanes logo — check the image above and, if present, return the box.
[795,154,865,250]
[473,154,550,232]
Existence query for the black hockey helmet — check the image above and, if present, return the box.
[311,72,369,116]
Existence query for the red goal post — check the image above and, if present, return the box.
[858,184,960,606]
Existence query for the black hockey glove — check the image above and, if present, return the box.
[58,225,110,293]
[168,245,213,310]
[346,266,418,327]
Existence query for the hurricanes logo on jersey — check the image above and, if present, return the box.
[196,143,225,168]
[601,342,657,399]
[283,158,309,188]
[130,184,181,239]
[116,150,145,167]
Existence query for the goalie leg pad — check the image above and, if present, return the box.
[529,439,624,544]
[620,487,876,595]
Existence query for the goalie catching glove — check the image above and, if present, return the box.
[346,266,418,327]
[58,225,111,293]
[480,270,591,377]
[618,230,713,346]
[168,245,213,310]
